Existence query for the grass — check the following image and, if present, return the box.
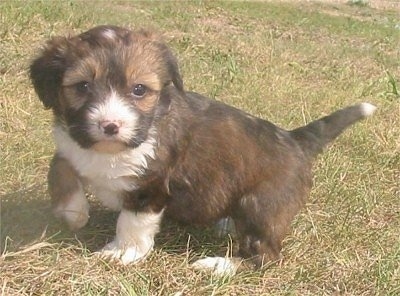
[1,0,399,295]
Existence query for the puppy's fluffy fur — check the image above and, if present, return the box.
[30,25,376,267]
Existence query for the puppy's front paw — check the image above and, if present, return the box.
[97,209,162,265]
[98,240,150,265]
[53,192,90,231]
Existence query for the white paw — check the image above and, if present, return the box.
[60,209,89,231]
[191,257,241,277]
[53,192,89,230]
[97,209,162,265]
[98,240,150,265]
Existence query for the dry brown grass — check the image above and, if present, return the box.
[1,1,399,295]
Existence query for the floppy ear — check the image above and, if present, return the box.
[163,47,184,92]
[30,37,68,111]
[136,30,184,92]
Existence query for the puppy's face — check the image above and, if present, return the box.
[31,26,183,153]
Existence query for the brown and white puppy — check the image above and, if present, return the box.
[30,25,376,268]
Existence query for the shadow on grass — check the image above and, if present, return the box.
[1,186,117,253]
[1,186,230,257]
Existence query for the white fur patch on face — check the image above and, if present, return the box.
[53,183,89,231]
[98,209,164,265]
[87,90,139,143]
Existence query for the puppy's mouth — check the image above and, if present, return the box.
[91,140,127,154]
[67,120,145,154]
[66,121,130,154]
[90,120,129,154]
[65,94,148,154]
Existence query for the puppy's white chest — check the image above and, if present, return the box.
[53,126,156,194]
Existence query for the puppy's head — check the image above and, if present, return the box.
[30,25,183,153]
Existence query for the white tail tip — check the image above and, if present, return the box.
[360,102,377,117]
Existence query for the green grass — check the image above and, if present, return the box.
[1,1,399,295]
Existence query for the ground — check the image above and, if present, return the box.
[1,1,399,295]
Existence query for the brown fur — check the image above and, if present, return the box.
[30,26,374,267]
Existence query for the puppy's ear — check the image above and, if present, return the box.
[165,49,184,92]
[137,30,184,92]
[30,37,68,111]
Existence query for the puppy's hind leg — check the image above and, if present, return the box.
[215,217,236,238]
[233,216,282,268]
[49,153,89,230]
[234,187,303,268]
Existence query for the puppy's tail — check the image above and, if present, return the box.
[291,102,376,158]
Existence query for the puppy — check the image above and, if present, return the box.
[30,25,376,268]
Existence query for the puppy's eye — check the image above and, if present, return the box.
[75,81,89,94]
[132,84,147,98]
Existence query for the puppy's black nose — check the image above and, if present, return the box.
[101,121,120,135]
[103,123,119,135]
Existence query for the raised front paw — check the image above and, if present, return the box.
[48,154,89,231]
[98,240,151,265]
[53,191,90,231]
